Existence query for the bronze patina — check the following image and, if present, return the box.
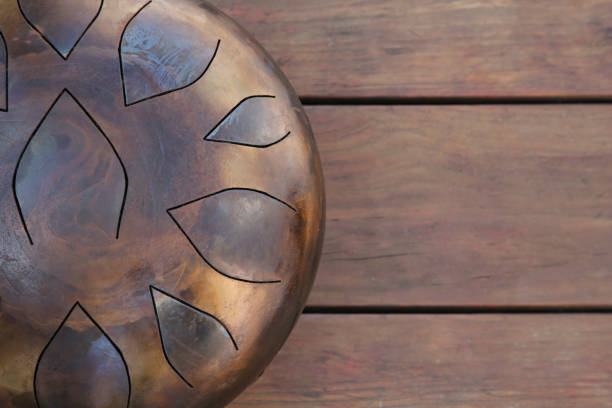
[0,0,324,406]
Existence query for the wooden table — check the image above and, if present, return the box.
[209,1,612,406]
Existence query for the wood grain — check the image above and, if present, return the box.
[230,314,612,408]
[307,105,612,306]
[211,0,612,98]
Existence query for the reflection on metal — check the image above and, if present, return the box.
[0,0,324,406]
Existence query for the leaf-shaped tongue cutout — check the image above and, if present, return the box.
[167,188,298,284]
[13,89,128,245]
[119,1,220,106]
[150,286,238,388]
[17,0,103,59]
[0,32,6,112]
[34,302,131,408]
[205,95,292,148]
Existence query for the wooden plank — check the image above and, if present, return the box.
[306,105,612,306]
[231,314,612,407]
[211,0,612,98]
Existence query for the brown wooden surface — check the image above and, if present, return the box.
[231,314,612,407]
[209,0,612,406]
[306,105,612,306]
[213,0,612,98]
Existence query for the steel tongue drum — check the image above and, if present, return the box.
[0,0,324,406]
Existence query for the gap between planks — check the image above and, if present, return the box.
[300,96,612,106]
[303,305,612,315]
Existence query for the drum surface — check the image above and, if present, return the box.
[0,0,324,406]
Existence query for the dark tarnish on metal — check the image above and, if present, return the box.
[0,0,325,407]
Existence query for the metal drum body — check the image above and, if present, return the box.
[0,0,324,406]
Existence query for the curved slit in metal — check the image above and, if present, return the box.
[12,89,129,244]
[118,1,221,107]
[33,301,132,408]
[149,285,239,389]
[17,0,104,60]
